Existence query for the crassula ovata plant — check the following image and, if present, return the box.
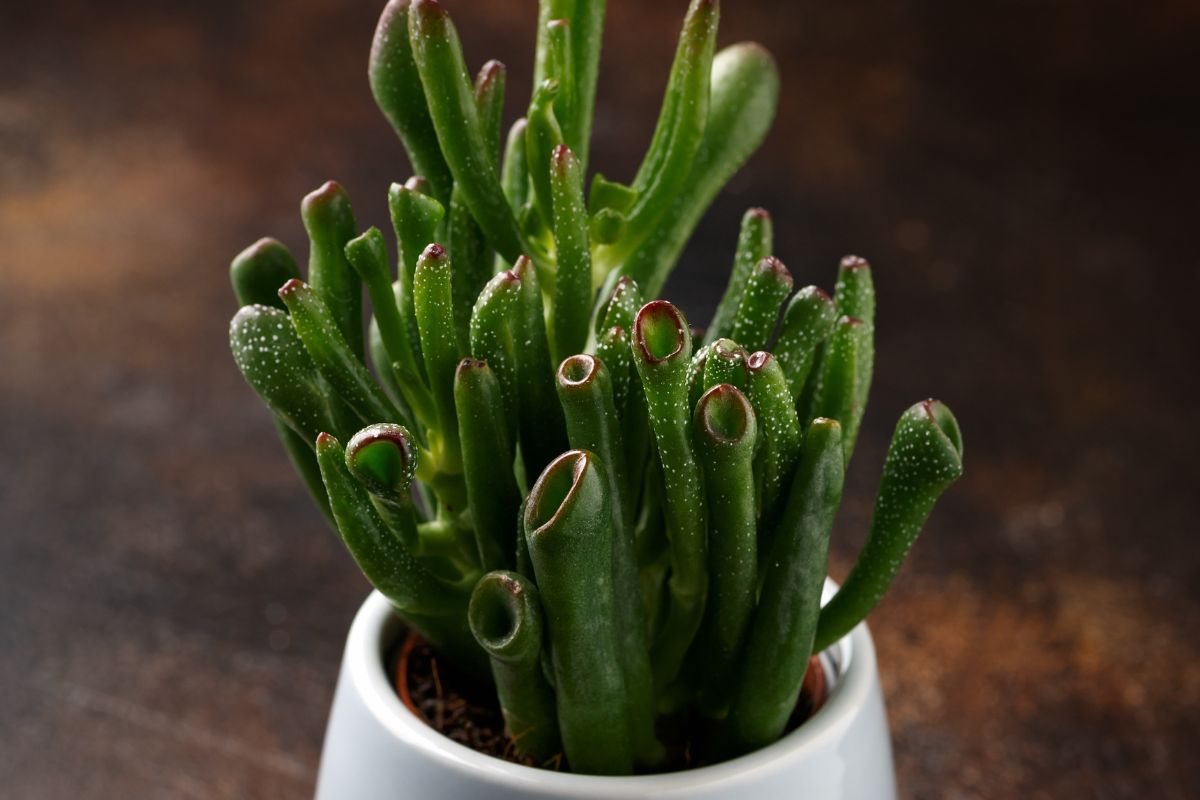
[229,0,963,775]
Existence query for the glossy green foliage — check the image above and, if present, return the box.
[227,0,962,777]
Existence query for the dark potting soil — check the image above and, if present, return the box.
[393,632,828,774]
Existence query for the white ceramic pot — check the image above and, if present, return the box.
[314,580,896,799]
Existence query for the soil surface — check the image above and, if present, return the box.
[395,633,827,772]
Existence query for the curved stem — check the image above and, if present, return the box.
[370,0,454,204]
[814,401,963,651]
[606,43,779,297]
[408,0,524,262]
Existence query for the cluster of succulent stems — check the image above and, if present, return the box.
[229,0,964,776]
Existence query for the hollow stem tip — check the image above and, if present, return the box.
[468,570,562,764]
[525,450,597,540]
[345,423,418,504]
[696,382,755,446]
[633,300,690,366]
[468,570,543,666]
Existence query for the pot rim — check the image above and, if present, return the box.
[341,579,877,794]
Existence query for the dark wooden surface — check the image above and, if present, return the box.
[2,1,1196,797]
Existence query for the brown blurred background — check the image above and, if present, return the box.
[1,0,1197,797]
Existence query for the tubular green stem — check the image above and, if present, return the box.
[596,275,643,341]
[525,79,565,238]
[706,208,772,345]
[413,244,465,473]
[809,315,868,462]
[510,257,568,483]
[468,571,562,765]
[388,178,446,380]
[370,0,454,205]
[774,286,836,401]
[345,228,437,428]
[833,255,876,443]
[515,495,533,580]
[594,325,633,413]
[276,281,405,431]
[607,43,779,297]
[721,418,844,757]
[230,237,300,310]
[469,270,522,443]
[630,0,714,192]
[530,0,563,106]
[447,60,506,352]
[634,452,670,648]
[345,423,438,565]
[690,384,758,716]
[302,181,363,357]
[702,338,748,393]
[448,187,490,353]
[475,59,506,158]
[729,256,793,354]
[555,354,663,767]
[455,359,521,572]
[229,249,336,520]
[500,118,530,216]
[408,0,524,263]
[565,0,605,167]
[533,1,604,165]
[524,450,634,776]
[318,431,484,677]
[368,316,402,406]
[545,21,575,159]
[631,301,708,689]
[550,145,593,362]
[556,354,630,528]
[687,341,712,413]
[621,375,654,519]
[316,432,464,616]
[745,351,803,525]
[814,401,963,652]
[614,0,718,262]
[367,289,433,447]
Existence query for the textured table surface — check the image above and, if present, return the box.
[1,1,1196,797]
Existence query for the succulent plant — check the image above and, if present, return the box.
[229,0,963,776]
